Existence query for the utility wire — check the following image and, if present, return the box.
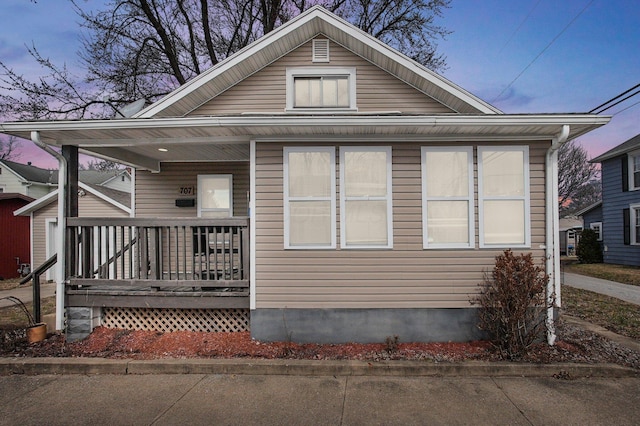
[612,100,640,116]
[498,0,543,54]
[589,83,640,113]
[492,0,595,103]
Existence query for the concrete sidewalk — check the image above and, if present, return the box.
[0,371,639,425]
[0,282,56,309]
[562,272,640,305]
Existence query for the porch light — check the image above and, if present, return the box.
[158,148,168,152]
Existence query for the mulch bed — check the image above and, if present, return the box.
[2,321,640,369]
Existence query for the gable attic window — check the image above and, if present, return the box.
[286,67,357,112]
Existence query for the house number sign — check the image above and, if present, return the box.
[179,186,195,195]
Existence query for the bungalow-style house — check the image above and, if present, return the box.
[0,7,610,343]
[0,193,33,279]
[584,134,640,266]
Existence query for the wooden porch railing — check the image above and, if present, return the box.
[65,217,249,291]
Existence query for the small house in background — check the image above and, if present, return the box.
[0,159,57,198]
[587,134,640,266]
[0,6,611,343]
[15,182,131,284]
[0,193,33,279]
[559,217,583,256]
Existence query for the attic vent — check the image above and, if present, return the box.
[313,39,330,62]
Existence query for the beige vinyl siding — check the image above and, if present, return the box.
[254,141,548,309]
[191,38,452,116]
[31,195,128,271]
[135,162,249,217]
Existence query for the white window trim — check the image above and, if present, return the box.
[339,146,393,249]
[590,221,603,241]
[631,203,640,245]
[285,67,357,112]
[197,174,233,218]
[629,150,640,191]
[478,145,531,248]
[421,146,475,249]
[283,146,336,249]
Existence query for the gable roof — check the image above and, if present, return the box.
[0,159,57,185]
[14,182,131,216]
[0,193,34,203]
[574,201,602,217]
[136,5,500,118]
[590,133,640,163]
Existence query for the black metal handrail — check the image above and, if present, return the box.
[19,253,57,323]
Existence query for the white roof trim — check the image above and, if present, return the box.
[135,6,498,118]
[14,182,130,216]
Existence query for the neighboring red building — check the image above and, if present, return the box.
[0,193,33,279]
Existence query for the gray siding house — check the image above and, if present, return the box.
[0,7,610,343]
[589,134,640,266]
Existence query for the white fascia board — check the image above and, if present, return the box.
[1,113,611,134]
[135,6,499,118]
[79,182,131,214]
[135,7,329,118]
[14,190,58,216]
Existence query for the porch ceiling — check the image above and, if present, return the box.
[0,113,610,171]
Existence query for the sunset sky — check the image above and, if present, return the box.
[1,0,638,168]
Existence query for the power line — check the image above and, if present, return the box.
[498,0,543,54]
[492,0,595,103]
[589,83,640,113]
[612,100,640,116]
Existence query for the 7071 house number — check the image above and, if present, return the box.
[179,186,195,195]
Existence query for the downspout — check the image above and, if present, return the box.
[31,131,66,331]
[545,124,570,345]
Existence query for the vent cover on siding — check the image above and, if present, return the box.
[313,39,330,62]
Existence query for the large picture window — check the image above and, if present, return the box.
[198,174,233,218]
[340,146,393,249]
[284,147,336,249]
[478,146,530,248]
[422,147,474,248]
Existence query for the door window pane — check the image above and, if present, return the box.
[198,175,232,217]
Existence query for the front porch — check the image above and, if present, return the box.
[64,217,250,311]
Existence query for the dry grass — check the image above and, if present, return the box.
[562,285,640,339]
[0,296,56,328]
[563,262,640,286]
[0,278,29,291]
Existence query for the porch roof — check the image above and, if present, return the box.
[0,113,610,172]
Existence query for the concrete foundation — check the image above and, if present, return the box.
[66,307,101,342]
[250,308,486,343]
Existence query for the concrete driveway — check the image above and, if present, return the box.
[562,272,640,305]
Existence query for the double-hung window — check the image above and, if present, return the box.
[631,204,640,245]
[286,67,357,111]
[590,222,603,241]
[629,150,640,190]
[478,146,531,248]
[422,147,474,248]
[340,146,393,249]
[284,147,336,249]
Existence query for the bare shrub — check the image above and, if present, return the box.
[472,250,550,359]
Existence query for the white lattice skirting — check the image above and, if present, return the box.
[101,307,250,332]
